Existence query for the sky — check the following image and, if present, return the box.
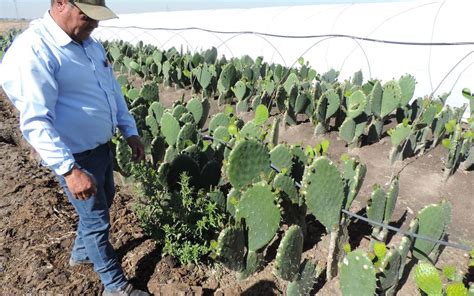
[1,0,407,19]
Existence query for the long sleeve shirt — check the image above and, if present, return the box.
[0,11,138,175]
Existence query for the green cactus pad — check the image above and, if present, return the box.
[413,201,451,261]
[381,80,402,118]
[172,105,187,120]
[236,184,280,251]
[237,250,264,280]
[226,188,240,217]
[346,90,368,119]
[339,117,356,144]
[227,139,271,189]
[343,160,367,210]
[286,260,317,296]
[160,112,180,146]
[269,117,281,147]
[384,177,399,224]
[273,173,299,204]
[379,248,402,292]
[176,123,197,150]
[139,81,159,102]
[209,113,230,135]
[199,160,221,189]
[217,63,237,94]
[446,282,469,296]
[193,64,213,89]
[367,185,386,224]
[186,97,204,124]
[240,121,262,140]
[389,123,412,146]
[398,74,416,106]
[232,80,247,101]
[270,144,293,172]
[370,81,383,118]
[116,137,132,177]
[146,115,159,137]
[274,225,304,281]
[295,94,310,114]
[317,89,340,121]
[276,85,287,112]
[216,226,246,272]
[212,126,230,148]
[301,157,344,231]
[148,101,165,123]
[414,261,442,295]
[340,250,376,296]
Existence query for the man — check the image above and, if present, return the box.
[1,1,149,295]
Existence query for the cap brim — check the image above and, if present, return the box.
[75,2,118,21]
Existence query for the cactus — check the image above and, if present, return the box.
[150,136,166,167]
[116,136,133,177]
[226,188,240,217]
[286,260,318,296]
[270,144,293,173]
[414,261,443,295]
[160,112,180,146]
[172,104,187,120]
[412,201,451,262]
[209,112,230,135]
[301,157,345,232]
[339,116,367,148]
[388,122,412,164]
[148,101,165,124]
[462,87,474,117]
[199,160,221,189]
[269,117,281,147]
[346,90,368,119]
[342,158,367,210]
[192,63,214,90]
[378,248,402,295]
[274,225,304,281]
[240,121,263,140]
[339,250,377,296]
[236,183,281,252]
[186,97,204,124]
[217,63,238,95]
[166,154,200,191]
[398,74,416,107]
[237,250,264,280]
[273,173,299,204]
[381,80,402,118]
[139,81,159,103]
[176,123,197,150]
[232,80,247,101]
[314,89,340,135]
[216,226,246,272]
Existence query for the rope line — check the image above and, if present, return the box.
[99,25,474,46]
[200,133,472,252]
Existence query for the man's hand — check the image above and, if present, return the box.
[64,167,97,200]
[126,135,145,162]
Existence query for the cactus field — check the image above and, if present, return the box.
[1,23,474,295]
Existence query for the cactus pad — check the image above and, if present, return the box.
[186,97,204,124]
[160,112,180,146]
[270,144,293,172]
[236,184,280,251]
[227,139,271,189]
[414,261,442,295]
[381,80,402,118]
[340,250,376,296]
[274,225,304,281]
[286,260,317,296]
[346,90,368,119]
[273,173,299,204]
[216,226,246,272]
[398,74,416,106]
[301,157,344,231]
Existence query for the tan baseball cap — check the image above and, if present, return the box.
[72,0,118,21]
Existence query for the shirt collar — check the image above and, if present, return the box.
[42,11,93,47]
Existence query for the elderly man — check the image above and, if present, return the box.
[1,1,149,295]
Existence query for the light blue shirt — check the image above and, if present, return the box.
[1,12,138,175]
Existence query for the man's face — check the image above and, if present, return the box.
[62,2,99,42]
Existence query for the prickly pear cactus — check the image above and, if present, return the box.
[339,250,376,296]
[236,184,280,252]
[342,158,367,210]
[274,225,304,281]
[160,112,180,146]
[270,144,293,172]
[286,260,318,296]
[398,74,416,107]
[273,173,299,204]
[139,81,159,103]
[216,226,246,272]
[378,248,402,295]
[346,90,368,119]
[301,157,344,232]
[116,136,133,177]
[269,117,281,147]
[209,112,230,135]
[413,201,451,262]
[237,250,264,280]
[186,97,204,124]
[414,261,442,295]
[227,139,271,190]
[381,80,402,118]
[176,123,197,150]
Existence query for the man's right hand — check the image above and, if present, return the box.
[64,166,97,200]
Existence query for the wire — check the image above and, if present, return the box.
[99,25,474,46]
[200,132,473,252]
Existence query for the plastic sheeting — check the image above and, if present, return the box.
[94,0,474,117]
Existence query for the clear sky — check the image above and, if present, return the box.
[1,0,409,19]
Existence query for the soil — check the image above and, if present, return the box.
[1,20,473,295]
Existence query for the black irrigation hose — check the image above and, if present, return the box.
[100,25,474,46]
[200,132,473,252]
